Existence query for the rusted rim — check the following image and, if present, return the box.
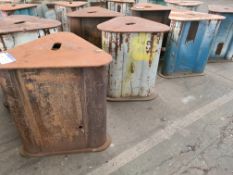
[208,5,233,13]
[131,2,171,11]
[165,0,203,7]
[19,135,112,157]
[54,1,87,7]
[0,4,37,11]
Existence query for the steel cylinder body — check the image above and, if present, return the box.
[102,32,163,98]
[0,67,109,156]
[162,19,221,76]
[107,1,134,15]
[55,5,86,31]
[0,28,58,51]
[209,13,233,61]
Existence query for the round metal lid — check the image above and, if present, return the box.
[208,5,233,13]
[131,3,171,11]
[97,16,170,33]
[67,6,123,18]
[165,0,203,7]
[0,3,37,11]
[169,10,225,21]
[53,1,87,7]
[0,32,112,69]
[0,15,61,34]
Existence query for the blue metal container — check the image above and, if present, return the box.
[0,4,37,16]
[208,5,233,62]
[161,11,225,78]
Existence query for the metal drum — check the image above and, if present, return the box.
[54,1,88,31]
[131,3,171,25]
[161,11,225,78]
[0,15,61,51]
[67,6,122,48]
[98,16,170,101]
[107,0,134,16]
[165,0,203,11]
[0,4,37,16]
[0,32,112,157]
[208,5,233,62]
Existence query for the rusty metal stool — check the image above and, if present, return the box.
[67,6,122,48]
[0,32,112,157]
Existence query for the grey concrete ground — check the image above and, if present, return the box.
[1,0,233,175]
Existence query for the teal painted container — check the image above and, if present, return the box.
[0,4,37,16]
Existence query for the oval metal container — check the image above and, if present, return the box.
[208,5,233,62]
[0,4,37,16]
[161,11,225,78]
[107,0,134,16]
[0,32,112,157]
[0,15,61,51]
[165,0,203,11]
[98,16,170,101]
[67,6,122,48]
[54,1,88,31]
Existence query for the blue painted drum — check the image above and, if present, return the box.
[208,5,233,62]
[161,10,225,78]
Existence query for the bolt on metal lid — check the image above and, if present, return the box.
[208,5,233,13]
[97,16,170,33]
[0,32,112,69]
[53,1,87,7]
[131,3,171,11]
[106,0,134,3]
[67,6,123,18]
[165,0,203,7]
[0,15,61,34]
[169,10,225,21]
[0,4,37,11]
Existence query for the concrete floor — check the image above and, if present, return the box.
[1,1,233,175]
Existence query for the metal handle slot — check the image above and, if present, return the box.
[14,21,25,24]
[125,22,135,25]
[51,43,62,50]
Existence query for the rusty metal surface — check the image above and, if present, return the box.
[107,0,134,3]
[97,16,170,33]
[208,5,233,13]
[0,32,112,69]
[0,66,111,156]
[67,6,123,18]
[101,31,164,99]
[165,0,203,7]
[0,3,37,11]
[68,6,122,47]
[169,10,225,21]
[0,15,61,34]
[53,1,88,7]
[131,2,171,11]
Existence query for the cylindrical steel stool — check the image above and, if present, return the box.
[67,6,122,48]
[0,15,61,51]
[54,1,88,31]
[165,0,203,11]
[161,11,225,78]
[0,4,37,16]
[107,0,134,16]
[131,3,171,25]
[98,16,170,101]
[208,5,233,62]
[0,32,112,157]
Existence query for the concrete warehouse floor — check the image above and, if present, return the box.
[1,0,233,175]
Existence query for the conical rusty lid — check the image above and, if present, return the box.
[67,6,123,18]
[0,3,37,11]
[169,10,225,21]
[165,0,203,7]
[97,16,170,33]
[53,1,87,7]
[0,32,112,69]
[209,5,233,13]
[131,3,171,11]
[0,15,61,34]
